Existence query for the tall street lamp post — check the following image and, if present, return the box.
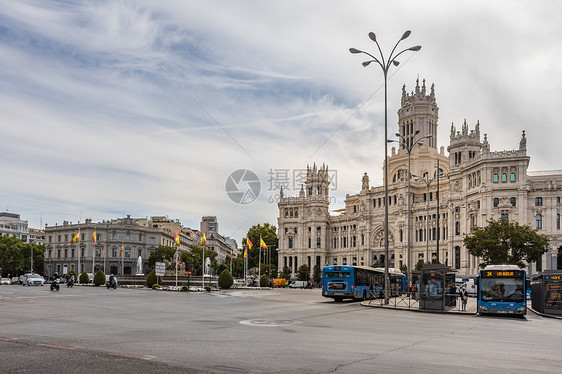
[388,130,430,287]
[350,31,420,304]
[412,174,436,264]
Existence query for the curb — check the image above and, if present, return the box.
[528,307,562,320]
[361,300,477,316]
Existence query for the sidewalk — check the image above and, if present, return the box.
[361,294,478,315]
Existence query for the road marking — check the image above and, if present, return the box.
[37,343,79,350]
[240,319,302,327]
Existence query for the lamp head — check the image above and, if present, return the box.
[409,45,422,51]
[349,48,362,54]
[368,32,376,42]
[401,30,412,40]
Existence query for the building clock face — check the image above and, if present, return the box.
[405,107,411,114]
[431,107,435,113]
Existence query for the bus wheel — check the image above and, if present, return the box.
[334,297,343,303]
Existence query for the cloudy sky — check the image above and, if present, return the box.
[1,1,561,244]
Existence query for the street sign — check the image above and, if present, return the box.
[155,262,165,277]
[187,270,192,276]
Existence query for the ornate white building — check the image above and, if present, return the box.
[277,79,562,277]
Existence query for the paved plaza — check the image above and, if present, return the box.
[1,285,561,373]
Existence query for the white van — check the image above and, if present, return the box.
[288,280,307,288]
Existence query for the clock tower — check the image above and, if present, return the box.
[397,78,439,150]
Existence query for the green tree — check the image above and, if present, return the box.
[147,246,177,269]
[182,245,218,276]
[217,262,229,275]
[464,218,550,268]
[93,270,105,286]
[312,264,322,285]
[218,269,234,289]
[146,269,157,288]
[297,264,310,281]
[79,271,89,284]
[243,223,278,270]
[280,266,291,280]
[0,236,25,276]
[230,253,245,277]
[259,274,269,287]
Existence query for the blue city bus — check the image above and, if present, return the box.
[477,265,526,316]
[322,265,405,302]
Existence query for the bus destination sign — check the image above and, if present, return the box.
[482,270,523,278]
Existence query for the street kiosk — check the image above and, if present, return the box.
[531,271,562,315]
[419,264,456,311]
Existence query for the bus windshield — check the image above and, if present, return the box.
[324,272,351,278]
[480,277,524,302]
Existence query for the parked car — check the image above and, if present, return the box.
[11,277,19,284]
[0,277,11,285]
[22,273,45,286]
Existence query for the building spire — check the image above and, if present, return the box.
[519,130,527,151]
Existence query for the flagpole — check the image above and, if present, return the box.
[202,246,205,289]
[76,230,80,275]
[258,236,262,287]
[92,228,96,275]
[175,245,178,287]
[121,242,124,275]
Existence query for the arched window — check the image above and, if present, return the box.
[536,214,542,230]
[493,173,499,183]
[510,197,516,207]
[493,198,499,207]
[535,197,543,206]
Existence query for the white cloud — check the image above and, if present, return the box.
[1,0,561,242]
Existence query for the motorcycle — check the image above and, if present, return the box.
[67,276,74,288]
[50,278,60,291]
[106,275,117,290]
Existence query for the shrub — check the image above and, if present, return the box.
[204,286,211,292]
[260,274,269,287]
[146,269,157,288]
[93,270,105,286]
[218,269,234,289]
[181,285,189,292]
[79,271,89,284]
[152,284,161,289]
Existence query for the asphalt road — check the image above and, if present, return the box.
[1,285,561,373]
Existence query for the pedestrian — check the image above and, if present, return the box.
[460,287,468,311]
